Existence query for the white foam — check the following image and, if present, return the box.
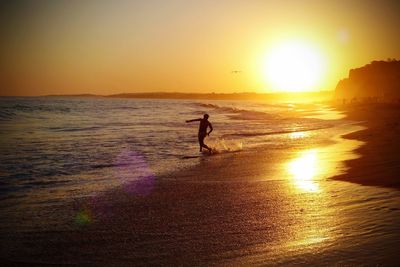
[207,137,243,153]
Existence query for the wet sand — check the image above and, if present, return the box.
[1,106,400,266]
[332,103,400,188]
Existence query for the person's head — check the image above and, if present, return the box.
[203,114,209,120]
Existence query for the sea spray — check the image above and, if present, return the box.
[207,137,243,153]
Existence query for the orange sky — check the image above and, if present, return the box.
[1,0,400,96]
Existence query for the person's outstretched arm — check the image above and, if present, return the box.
[186,118,201,123]
[207,123,213,135]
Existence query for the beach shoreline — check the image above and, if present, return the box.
[1,103,400,266]
[331,103,400,189]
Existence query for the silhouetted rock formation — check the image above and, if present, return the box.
[335,60,400,102]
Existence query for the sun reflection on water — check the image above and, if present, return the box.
[278,125,367,256]
[289,131,308,139]
[288,149,320,192]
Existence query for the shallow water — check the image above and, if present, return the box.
[0,96,338,206]
[225,128,400,266]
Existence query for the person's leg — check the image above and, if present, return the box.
[202,143,211,152]
[200,134,211,152]
[198,134,204,152]
[199,133,211,152]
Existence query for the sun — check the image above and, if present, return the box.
[263,41,326,92]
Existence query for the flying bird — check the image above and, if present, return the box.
[231,70,242,74]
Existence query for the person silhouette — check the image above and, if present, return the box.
[186,113,213,152]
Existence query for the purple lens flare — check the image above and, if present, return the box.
[114,149,156,196]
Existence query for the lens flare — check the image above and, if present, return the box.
[114,149,155,196]
[75,209,92,226]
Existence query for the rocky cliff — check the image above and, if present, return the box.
[335,60,400,101]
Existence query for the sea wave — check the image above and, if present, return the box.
[193,102,277,120]
[47,126,104,132]
[12,103,72,114]
[221,126,330,138]
[0,109,16,121]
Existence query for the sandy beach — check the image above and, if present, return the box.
[332,103,400,189]
[1,104,400,266]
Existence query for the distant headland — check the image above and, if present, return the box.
[335,59,400,102]
[42,91,333,102]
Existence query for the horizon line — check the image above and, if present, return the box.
[1,90,334,98]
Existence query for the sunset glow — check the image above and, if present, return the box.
[1,1,400,96]
[263,41,326,92]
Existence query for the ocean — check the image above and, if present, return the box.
[0,96,337,205]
